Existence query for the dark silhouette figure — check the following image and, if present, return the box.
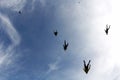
[83,60,91,74]
[54,30,58,36]
[18,11,22,14]
[63,40,69,51]
[105,24,110,35]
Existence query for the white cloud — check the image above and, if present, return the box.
[0,0,27,11]
[48,62,59,72]
[0,13,21,46]
[0,13,21,79]
[47,58,60,74]
[52,0,120,80]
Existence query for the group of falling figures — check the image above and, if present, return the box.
[53,30,91,74]
[19,10,111,74]
[53,24,111,74]
[54,30,69,51]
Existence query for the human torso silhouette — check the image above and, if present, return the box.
[63,40,68,51]
[83,60,91,74]
[105,24,110,35]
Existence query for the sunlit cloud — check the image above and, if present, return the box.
[53,0,120,80]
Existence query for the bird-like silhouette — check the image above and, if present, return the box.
[18,11,22,14]
[105,24,110,35]
[54,30,58,36]
[63,40,69,51]
[83,60,91,74]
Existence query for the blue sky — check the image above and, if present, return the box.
[1,0,120,80]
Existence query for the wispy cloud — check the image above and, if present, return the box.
[30,0,46,12]
[31,0,36,11]
[0,13,21,46]
[47,58,60,74]
[0,0,27,11]
[0,13,21,79]
[47,62,59,73]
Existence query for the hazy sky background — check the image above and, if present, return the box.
[0,0,120,80]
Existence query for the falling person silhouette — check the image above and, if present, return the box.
[54,30,58,36]
[105,24,110,35]
[83,60,91,74]
[63,40,69,51]
[18,11,22,14]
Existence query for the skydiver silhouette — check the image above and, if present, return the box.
[63,40,69,51]
[18,11,22,14]
[54,30,58,36]
[83,60,91,74]
[105,24,110,35]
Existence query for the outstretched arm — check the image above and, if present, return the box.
[87,60,91,67]
[83,60,86,67]
[108,25,111,29]
[106,24,108,28]
[106,24,110,29]
[88,64,91,70]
